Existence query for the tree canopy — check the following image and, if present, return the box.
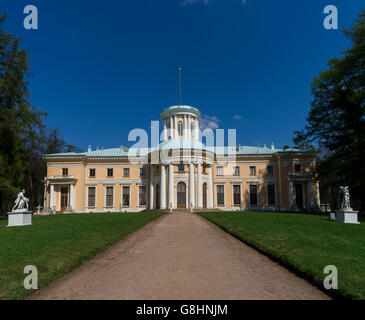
[294,10,365,212]
[0,14,79,214]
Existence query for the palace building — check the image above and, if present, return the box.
[44,105,320,213]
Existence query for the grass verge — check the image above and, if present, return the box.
[0,211,163,300]
[199,211,365,300]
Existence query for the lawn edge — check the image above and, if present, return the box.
[22,212,165,300]
[198,212,353,301]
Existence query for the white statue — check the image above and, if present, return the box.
[12,189,30,211]
[169,201,173,213]
[339,186,351,210]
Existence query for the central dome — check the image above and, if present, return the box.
[160,105,201,119]
[160,105,201,141]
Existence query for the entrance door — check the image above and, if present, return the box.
[60,187,69,211]
[155,184,160,210]
[203,183,207,208]
[295,183,304,209]
[177,182,186,209]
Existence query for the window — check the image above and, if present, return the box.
[88,187,96,207]
[140,168,146,177]
[249,166,256,176]
[267,184,276,206]
[107,168,113,177]
[295,164,301,173]
[217,167,223,176]
[122,186,130,207]
[217,185,225,205]
[62,168,68,176]
[106,187,114,207]
[249,185,258,206]
[233,185,241,205]
[178,163,185,172]
[203,165,207,174]
[190,122,195,137]
[139,186,147,206]
[123,168,130,177]
[267,165,273,176]
[178,121,183,136]
[233,166,240,176]
[89,169,96,177]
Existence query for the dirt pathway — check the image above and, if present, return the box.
[31,212,329,300]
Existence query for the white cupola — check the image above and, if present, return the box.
[160,105,201,141]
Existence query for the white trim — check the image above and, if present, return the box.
[214,178,277,183]
[86,179,148,185]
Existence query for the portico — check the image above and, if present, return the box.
[148,161,214,210]
[48,175,77,212]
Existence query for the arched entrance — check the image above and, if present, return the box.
[177,182,186,209]
[155,184,160,210]
[203,183,207,209]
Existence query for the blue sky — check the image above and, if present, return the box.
[2,0,364,150]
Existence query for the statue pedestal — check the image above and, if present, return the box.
[329,212,336,221]
[7,211,33,227]
[335,209,359,224]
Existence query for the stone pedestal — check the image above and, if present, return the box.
[335,209,359,224]
[329,212,336,221]
[7,211,33,227]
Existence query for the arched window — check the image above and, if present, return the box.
[178,121,183,136]
[190,122,195,137]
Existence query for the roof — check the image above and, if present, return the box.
[160,105,201,119]
[155,138,206,151]
[44,139,310,159]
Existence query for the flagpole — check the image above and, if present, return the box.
[179,67,182,106]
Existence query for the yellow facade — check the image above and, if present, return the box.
[44,106,320,213]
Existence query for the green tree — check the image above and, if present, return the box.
[0,14,81,214]
[294,10,365,213]
[0,13,44,213]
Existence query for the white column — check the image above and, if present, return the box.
[184,114,187,138]
[70,184,75,210]
[174,115,177,138]
[170,116,173,139]
[163,118,167,140]
[169,163,174,208]
[149,166,154,209]
[289,181,294,208]
[189,163,195,208]
[188,115,191,139]
[195,119,199,141]
[43,180,47,209]
[50,184,54,209]
[316,182,321,207]
[208,166,214,208]
[161,165,166,209]
[197,163,203,208]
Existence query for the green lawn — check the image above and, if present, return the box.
[199,211,365,300]
[0,211,163,300]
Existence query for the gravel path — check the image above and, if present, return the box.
[31,212,329,300]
